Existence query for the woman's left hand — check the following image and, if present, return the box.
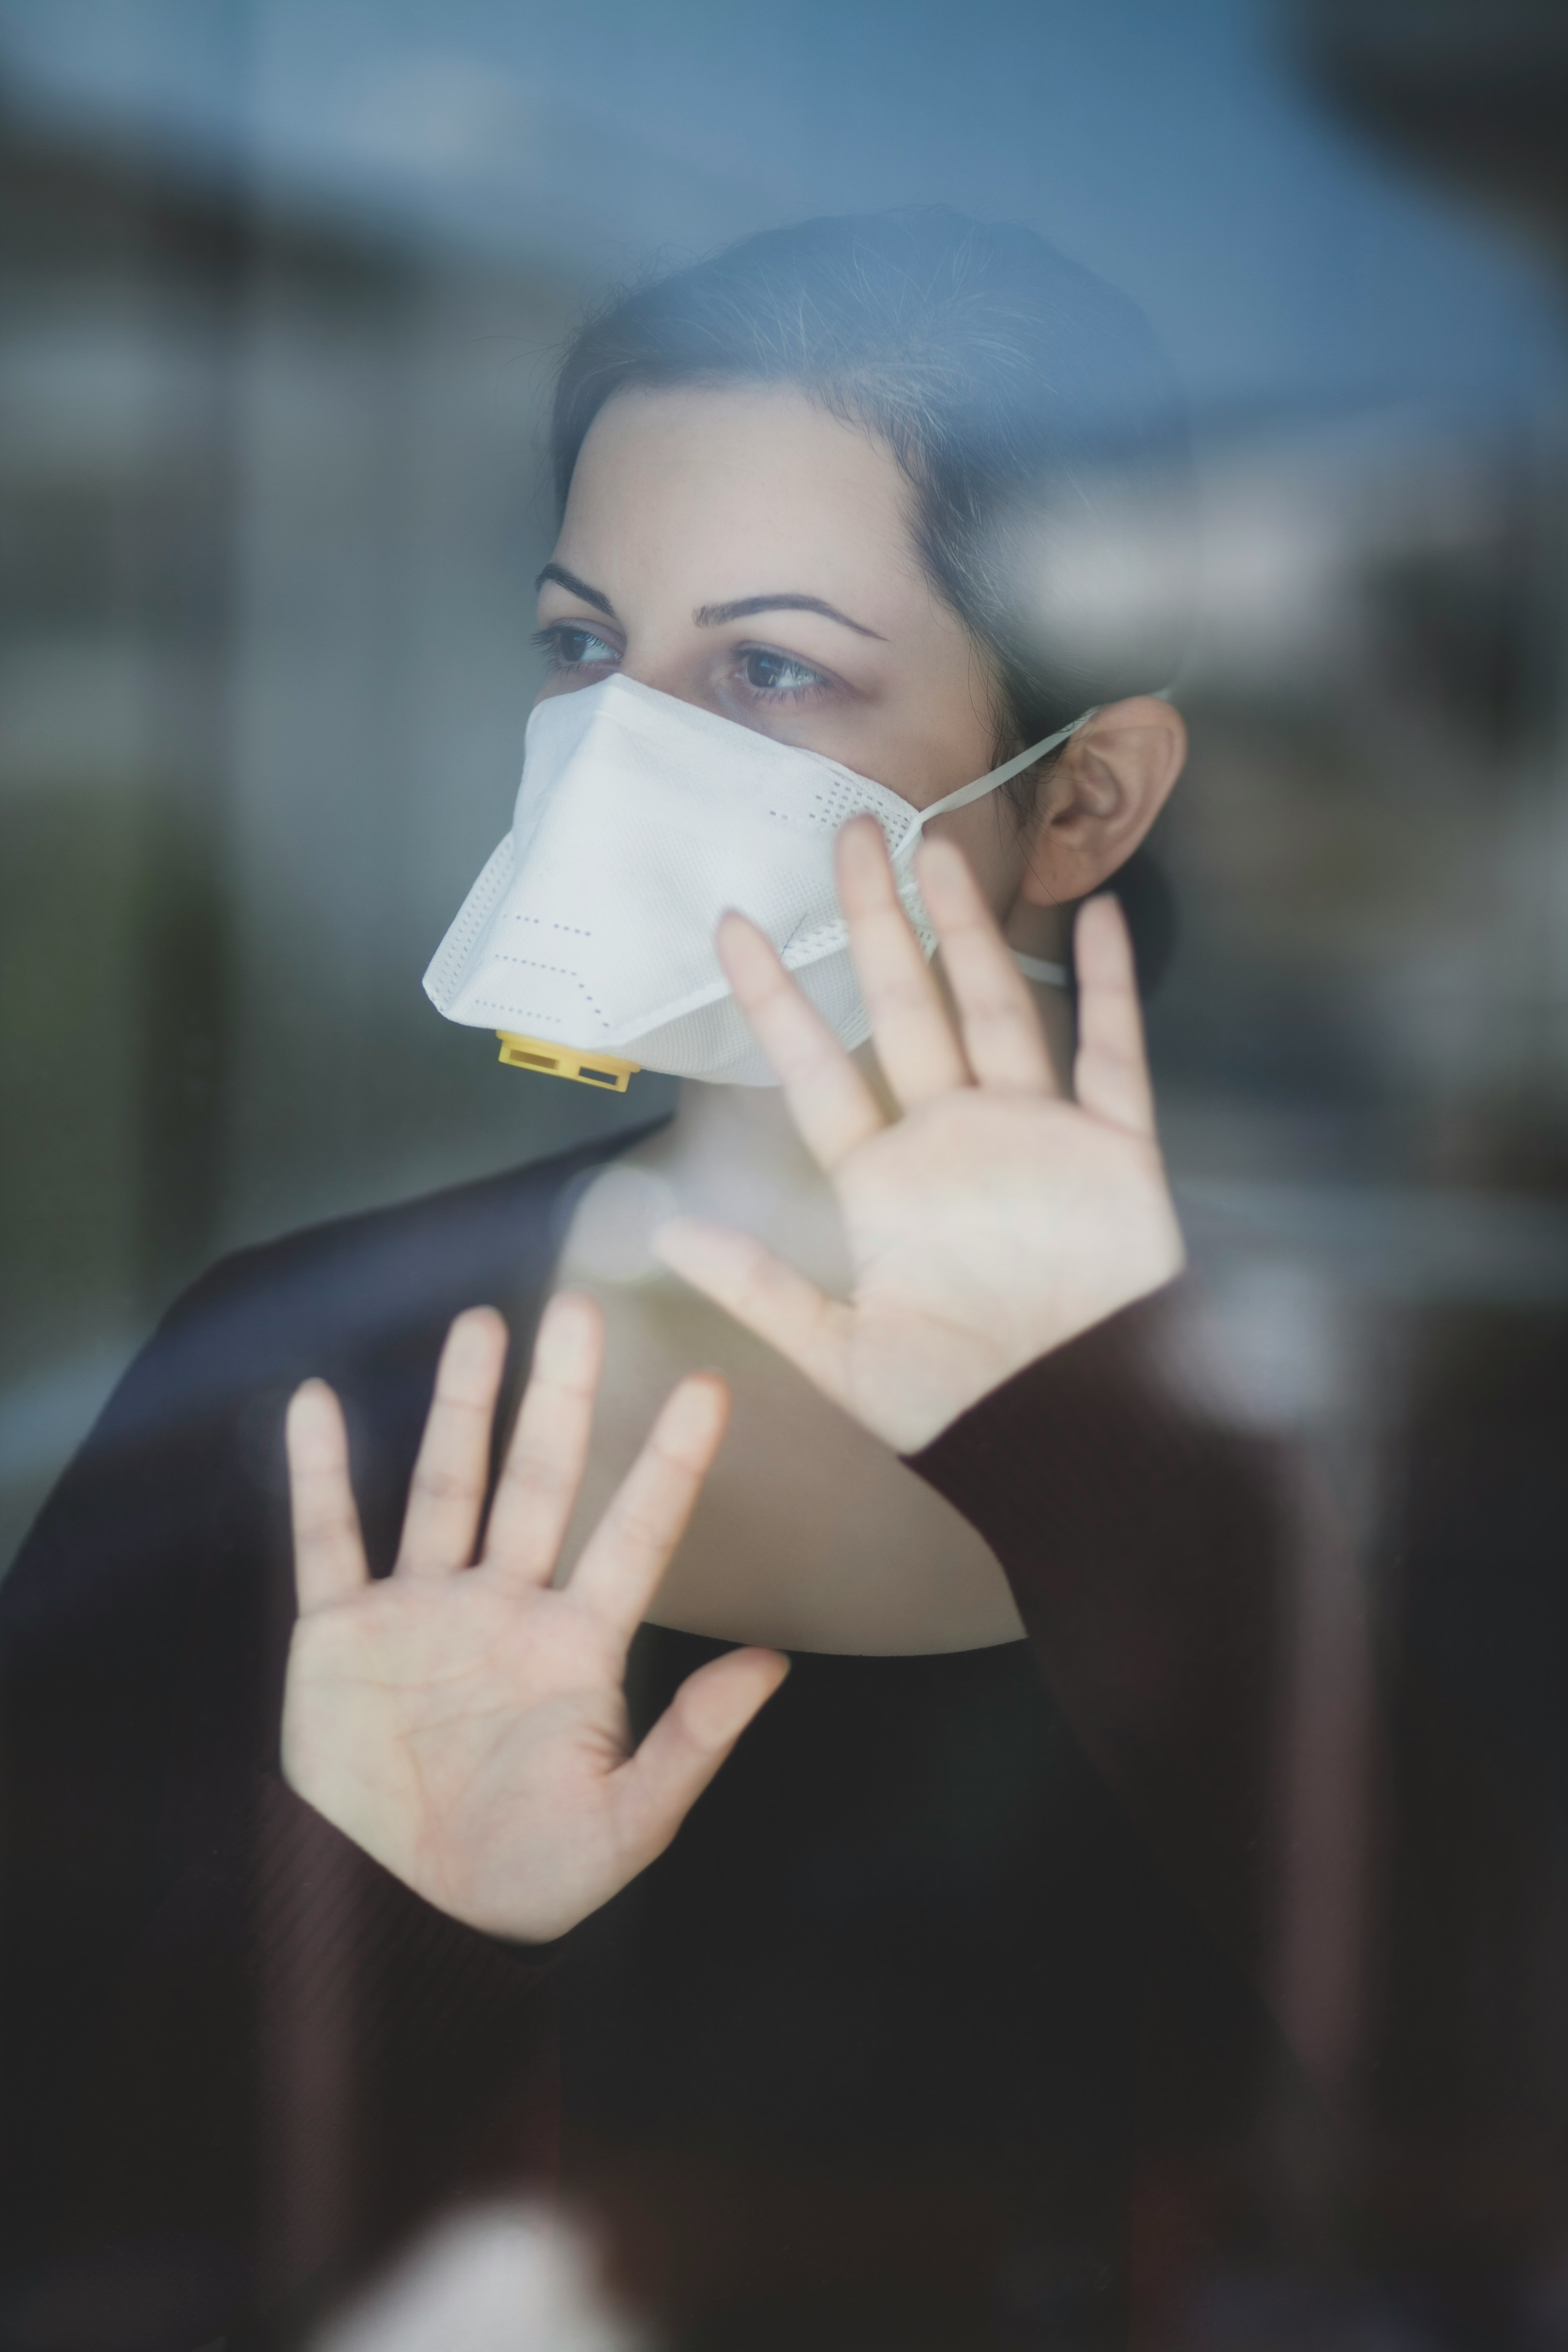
[655,818,1185,1454]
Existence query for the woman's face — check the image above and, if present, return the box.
[534,382,1032,915]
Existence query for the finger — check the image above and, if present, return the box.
[482,1290,604,1586]
[286,1380,369,1614]
[1072,895,1157,1136]
[609,1647,790,1870]
[715,911,885,1171]
[654,1218,856,1417]
[836,816,968,1108]
[567,1371,731,1638]
[395,1306,509,1580]
[914,836,1057,1096]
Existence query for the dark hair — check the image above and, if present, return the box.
[549,207,1193,803]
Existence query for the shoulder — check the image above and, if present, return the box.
[3,1121,662,1622]
[103,1123,660,1455]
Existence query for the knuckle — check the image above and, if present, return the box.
[966,991,1026,1026]
[500,1458,568,1511]
[297,1506,358,1549]
[610,1499,677,1558]
[432,1384,493,1418]
[867,965,929,1009]
[409,1464,476,1509]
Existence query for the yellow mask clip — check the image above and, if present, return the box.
[495,1032,640,1092]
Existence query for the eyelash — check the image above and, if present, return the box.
[533,623,619,672]
[736,647,831,701]
[532,624,832,704]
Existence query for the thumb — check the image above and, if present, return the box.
[609,1645,790,1867]
[655,1216,855,1413]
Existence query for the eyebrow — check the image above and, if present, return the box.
[535,561,619,620]
[694,593,883,639]
[535,567,884,644]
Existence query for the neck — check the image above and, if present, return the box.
[629,1055,861,1295]
[655,1061,840,1215]
[1003,896,1072,967]
[646,936,1075,1217]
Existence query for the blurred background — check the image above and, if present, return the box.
[4,0,1568,2337]
[3,0,1565,1545]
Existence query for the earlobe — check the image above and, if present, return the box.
[1017,695,1186,907]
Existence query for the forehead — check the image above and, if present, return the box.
[555,382,919,608]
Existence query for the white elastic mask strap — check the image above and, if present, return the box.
[910,705,1100,833]
[916,716,1097,997]
[1013,951,1070,989]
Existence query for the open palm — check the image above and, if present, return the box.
[656,821,1185,1454]
[282,1295,787,1942]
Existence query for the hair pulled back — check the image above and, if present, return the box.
[549,207,1193,780]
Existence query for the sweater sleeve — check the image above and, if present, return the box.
[905,1279,1293,2006]
[0,1245,562,2352]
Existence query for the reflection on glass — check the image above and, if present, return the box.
[3,7,1568,2349]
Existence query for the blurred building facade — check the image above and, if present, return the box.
[0,89,658,1563]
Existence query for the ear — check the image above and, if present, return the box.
[1016,696,1186,908]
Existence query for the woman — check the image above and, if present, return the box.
[0,214,1342,2350]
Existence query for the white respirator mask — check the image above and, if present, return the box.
[423,674,1093,1090]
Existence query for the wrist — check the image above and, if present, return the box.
[898,1231,1186,1455]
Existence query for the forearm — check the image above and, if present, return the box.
[907,1278,1292,1996]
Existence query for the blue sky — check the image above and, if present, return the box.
[1,0,1563,421]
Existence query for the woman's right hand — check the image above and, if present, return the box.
[281,1293,787,1944]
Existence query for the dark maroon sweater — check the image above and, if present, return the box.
[0,1130,1552,2349]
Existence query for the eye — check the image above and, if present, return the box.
[739,647,829,697]
[534,622,621,672]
